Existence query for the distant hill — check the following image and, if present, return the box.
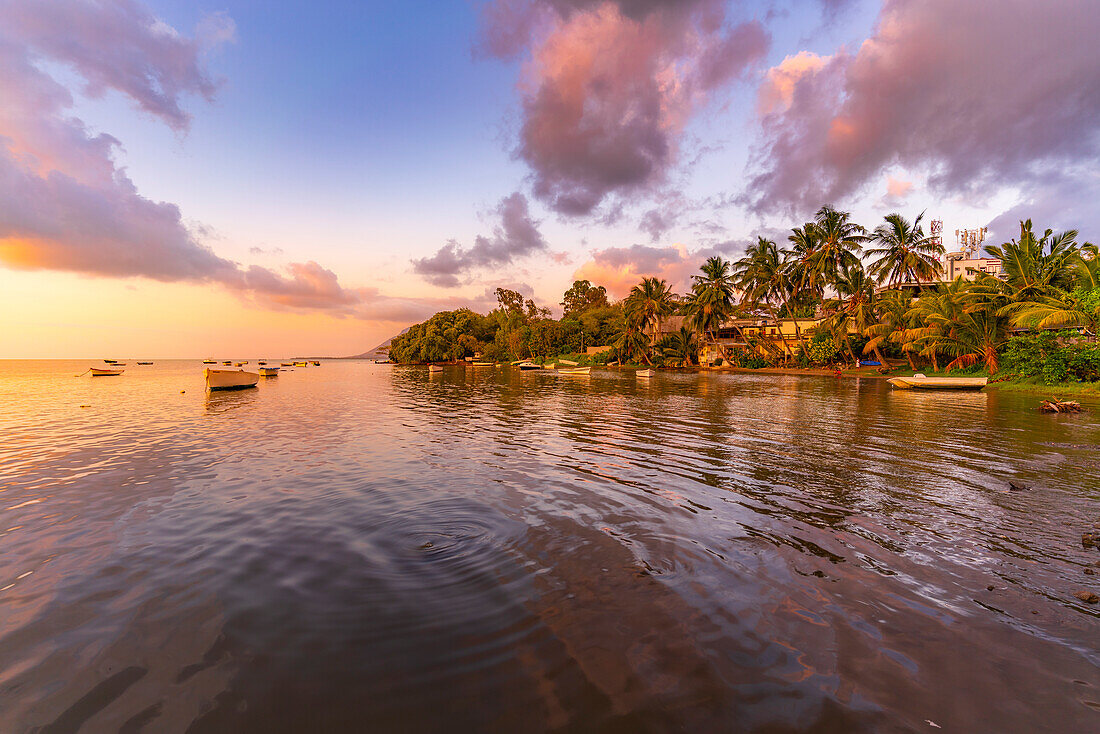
[345,328,408,359]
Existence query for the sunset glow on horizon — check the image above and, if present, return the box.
[3,0,1098,358]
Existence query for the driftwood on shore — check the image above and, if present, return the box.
[1039,399,1082,413]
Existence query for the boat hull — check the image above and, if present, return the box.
[259,368,279,377]
[205,368,259,391]
[887,376,987,390]
[557,367,591,375]
[90,368,123,376]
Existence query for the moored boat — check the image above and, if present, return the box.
[234,362,246,367]
[136,361,153,365]
[259,367,279,377]
[294,361,309,367]
[558,359,579,366]
[636,369,655,378]
[281,362,293,367]
[90,368,124,376]
[310,361,320,366]
[470,361,494,367]
[517,362,541,370]
[887,374,987,390]
[203,359,216,364]
[205,368,259,391]
[428,364,443,373]
[557,367,591,375]
[103,359,118,364]
[222,360,233,365]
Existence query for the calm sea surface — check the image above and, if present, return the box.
[1,360,1098,732]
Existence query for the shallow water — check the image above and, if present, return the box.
[1,360,1098,732]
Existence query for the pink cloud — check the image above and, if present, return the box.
[0,0,414,319]
[481,0,769,216]
[744,0,1100,216]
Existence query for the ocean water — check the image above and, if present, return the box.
[0,360,1097,732]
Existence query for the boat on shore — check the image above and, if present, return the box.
[259,367,279,377]
[557,367,591,375]
[887,374,987,390]
[90,367,123,376]
[558,359,579,366]
[205,368,259,391]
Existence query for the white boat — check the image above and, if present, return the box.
[558,359,579,366]
[517,362,541,370]
[259,367,279,377]
[90,367,123,376]
[205,368,259,391]
[428,365,443,373]
[636,369,655,378]
[557,367,591,375]
[887,374,987,390]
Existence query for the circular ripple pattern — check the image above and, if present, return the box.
[0,360,1098,732]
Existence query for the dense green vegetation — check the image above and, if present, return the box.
[390,209,1098,385]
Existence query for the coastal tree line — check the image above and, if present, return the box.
[389,206,1100,384]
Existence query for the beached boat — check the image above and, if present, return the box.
[557,367,591,375]
[636,369,655,378]
[428,365,443,373]
[90,368,123,376]
[887,374,987,390]
[558,359,579,366]
[259,367,279,377]
[517,362,541,370]
[205,368,259,391]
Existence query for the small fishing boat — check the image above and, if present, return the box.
[281,362,293,367]
[203,359,217,364]
[557,367,591,375]
[310,361,320,366]
[234,362,246,367]
[887,374,987,390]
[205,368,259,391]
[90,367,123,376]
[259,367,279,377]
[470,361,494,367]
[258,361,267,366]
[558,359,579,366]
[517,362,541,370]
[294,361,309,367]
[428,365,443,373]
[136,361,153,365]
[636,369,655,378]
[222,361,233,366]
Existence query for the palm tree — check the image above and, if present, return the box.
[684,256,737,362]
[660,326,699,368]
[865,290,918,369]
[903,280,1005,373]
[612,311,651,365]
[984,219,1081,298]
[735,237,804,362]
[1002,289,1100,336]
[626,277,675,349]
[809,205,866,289]
[866,212,944,288]
[820,261,885,364]
[786,223,822,298]
[1074,243,1099,289]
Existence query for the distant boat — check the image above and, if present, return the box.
[517,362,541,370]
[636,369,655,378]
[557,367,591,375]
[470,361,494,367]
[294,361,309,367]
[222,360,233,365]
[234,361,246,367]
[310,360,320,366]
[258,361,267,366]
[103,359,118,364]
[203,359,217,364]
[887,374,987,390]
[281,362,294,367]
[259,367,279,377]
[90,367,123,376]
[136,361,153,365]
[428,365,443,373]
[205,368,259,391]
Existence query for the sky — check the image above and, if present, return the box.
[2,0,1098,357]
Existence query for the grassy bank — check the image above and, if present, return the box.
[985,377,1100,399]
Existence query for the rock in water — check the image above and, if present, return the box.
[1084,532,1100,549]
[1073,590,1099,604]
[1007,481,1031,492]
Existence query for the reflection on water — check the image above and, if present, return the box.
[1,360,1098,732]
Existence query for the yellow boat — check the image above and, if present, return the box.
[470,361,494,367]
[203,359,216,364]
[557,367,591,375]
[259,367,279,377]
[294,361,309,367]
[90,367,123,376]
[310,360,320,366]
[887,375,987,390]
[205,368,259,391]
[281,362,293,367]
